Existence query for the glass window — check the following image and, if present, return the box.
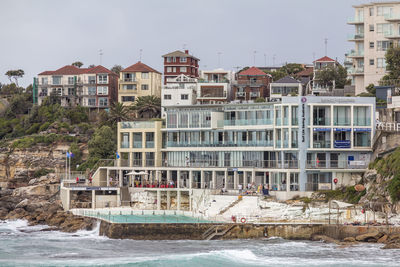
[146,152,154,166]
[313,106,330,126]
[369,42,374,48]
[179,113,189,128]
[133,133,142,148]
[88,87,96,95]
[291,129,298,148]
[167,113,177,128]
[52,76,61,85]
[180,67,187,72]
[141,84,149,90]
[88,76,96,84]
[180,57,187,62]
[121,133,130,148]
[354,106,371,126]
[68,77,75,84]
[98,97,108,106]
[291,106,298,125]
[98,74,108,84]
[123,84,136,90]
[369,59,374,66]
[377,58,387,68]
[369,24,374,32]
[122,96,135,102]
[97,86,108,95]
[354,132,371,147]
[167,67,172,72]
[333,106,351,126]
[41,77,48,85]
[166,57,172,63]
[164,94,171,100]
[146,132,155,148]
[370,7,374,16]
[181,94,189,100]
[88,98,96,106]
[141,72,149,79]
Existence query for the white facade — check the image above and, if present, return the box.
[348,2,400,94]
[161,74,197,117]
[197,69,234,104]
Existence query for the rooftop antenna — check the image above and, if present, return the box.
[272,54,276,66]
[99,49,103,65]
[313,52,316,62]
[253,50,257,66]
[218,52,222,68]
[264,53,267,66]
[324,38,328,56]
[183,44,187,50]
[139,49,143,61]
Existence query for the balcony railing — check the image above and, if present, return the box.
[223,118,273,126]
[146,141,155,148]
[162,159,299,169]
[347,51,364,58]
[306,160,367,169]
[198,79,229,84]
[384,13,400,21]
[347,17,364,24]
[348,33,364,41]
[312,141,331,148]
[121,141,130,149]
[348,67,364,75]
[235,81,265,87]
[166,140,274,147]
[384,31,400,39]
[122,78,136,82]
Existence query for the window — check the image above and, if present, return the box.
[88,98,96,106]
[97,86,108,95]
[173,67,177,72]
[98,97,108,106]
[180,67,187,72]
[68,77,75,85]
[377,58,387,68]
[164,94,172,100]
[369,7,374,16]
[52,76,61,85]
[88,86,96,95]
[123,84,136,90]
[377,6,392,17]
[369,24,374,32]
[166,57,172,63]
[180,57,187,62]
[166,67,172,72]
[369,42,374,48]
[98,74,108,84]
[141,84,149,90]
[122,96,135,102]
[41,77,48,85]
[354,132,371,147]
[377,23,391,34]
[377,41,391,51]
[88,76,96,84]
[141,72,149,79]
[181,94,189,100]
[173,57,177,62]
[369,59,374,66]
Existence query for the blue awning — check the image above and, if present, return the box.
[333,128,351,132]
[354,128,371,132]
[313,128,331,131]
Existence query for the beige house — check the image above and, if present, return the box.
[119,61,162,105]
[348,2,400,94]
[118,120,163,168]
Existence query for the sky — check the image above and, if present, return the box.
[0,0,378,87]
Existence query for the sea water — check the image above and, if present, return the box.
[0,220,399,267]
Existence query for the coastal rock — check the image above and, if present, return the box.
[383,242,400,249]
[364,169,377,181]
[28,178,37,185]
[377,235,388,243]
[355,231,383,242]
[343,237,356,242]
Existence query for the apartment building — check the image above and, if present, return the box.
[112,96,375,200]
[161,74,197,117]
[270,76,303,100]
[197,69,234,104]
[119,61,162,106]
[232,67,271,102]
[348,2,400,94]
[162,50,199,84]
[36,65,118,109]
[312,56,341,95]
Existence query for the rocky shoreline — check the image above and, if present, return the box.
[0,173,95,233]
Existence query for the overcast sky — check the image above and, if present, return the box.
[0,0,376,86]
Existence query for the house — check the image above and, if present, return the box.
[162,50,200,84]
[270,76,302,100]
[197,69,234,104]
[232,67,271,102]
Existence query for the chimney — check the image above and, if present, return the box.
[185,50,189,54]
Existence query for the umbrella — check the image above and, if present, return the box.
[126,171,139,176]
[137,171,148,175]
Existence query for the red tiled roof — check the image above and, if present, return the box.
[296,67,314,76]
[38,65,116,76]
[84,65,117,75]
[239,66,267,76]
[122,61,161,74]
[314,56,336,62]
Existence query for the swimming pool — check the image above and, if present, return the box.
[73,210,219,224]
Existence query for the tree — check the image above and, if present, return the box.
[88,126,116,159]
[5,69,24,87]
[366,83,376,95]
[281,63,305,75]
[314,65,348,89]
[109,102,130,123]
[88,64,96,68]
[111,65,123,76]
[384,46,400,80]
[132,96,161,119]
[268,70,287,82]
[255,97,266,103]
[72,61,83,68]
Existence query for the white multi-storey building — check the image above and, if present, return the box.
[197,69,234,104]
[348,2,400,94]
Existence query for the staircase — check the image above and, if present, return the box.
[202,224,235,240]
[218,197,243,215]
[120,187,131,206]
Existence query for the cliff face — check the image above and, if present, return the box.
[0,142,94,232]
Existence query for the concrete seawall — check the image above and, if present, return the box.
[99,221,400,241]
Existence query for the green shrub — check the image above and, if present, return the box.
[38,122,51,132]
[33,168,54,178]
[25,123,41,135]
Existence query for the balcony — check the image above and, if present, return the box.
[122,78,137,82]
[347,51,364,58]
[146,141,155,148]
[121,141,130,149]
[224,118,273,126]
[312,141,331,148]
[348,67,364,76]
[249,92,260,98]
[235,81,265,87]
[306,160,367,170]
[385,13,400,22]
[348,33,364,41]
[384,31,400,39]
[347,17,364,24]
[198,79,229,84]
[162,159,299,169]
[236,92,245,97]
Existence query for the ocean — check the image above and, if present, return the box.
[0,220,398,267]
